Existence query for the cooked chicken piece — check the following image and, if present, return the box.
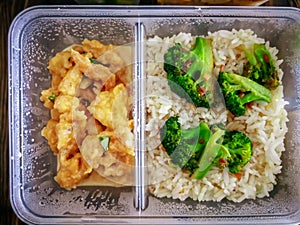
[96,50,125,74]
[112,46,133,85]
[98,160,128,177]
[51,109,60,121]
[55,120,78,154]
[97,45,133,85]
[110,85,134,150]
[88,83,125,128]
[82,39,113,59]
[47,51,73,90]
[94,155,133,186]
[82,130,134,185]
[72,110,88,146]
[53,95,80,114]
[82,40,132,86]
[86,116,104,135]
[71,49,116,90]
[48,51,73,79]
[88,83,134,151]
[41,119,58,154]
[55,151,92,190]
[84,62,116,90]
[40,88,55,109]
[77,87,96,106]
[58,66,82,96]
[115,66,132,87]
[98,130,134,162]
[80,135,105,169]
[79,76,93,89]
[80,130,134,172]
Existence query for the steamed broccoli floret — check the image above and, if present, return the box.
[160,116,211,169]
[160,116,183,159]
[222,130,252,174]
[192,128,252,179]
[243,44,279,89]
[218,72,272,117]
[161,117,253,180]
[164,37,214,108]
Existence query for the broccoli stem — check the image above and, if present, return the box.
[197,122,212,153]
[193,37,214,78]
[186,37,213,85]
[192,128,225,179]
[190,37,215,106]
[244,49,257,66]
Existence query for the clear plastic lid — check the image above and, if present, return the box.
[9,6,300,224]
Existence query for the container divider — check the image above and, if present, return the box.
[134,21,140,210]
[134,21,148,211]
[139,22,148,211]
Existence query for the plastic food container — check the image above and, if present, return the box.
[9,6,300,224]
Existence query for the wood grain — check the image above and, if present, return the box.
[1,1,27,224]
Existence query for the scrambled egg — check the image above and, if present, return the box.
[41,40,134,189]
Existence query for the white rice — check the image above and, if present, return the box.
[146,29,289,202]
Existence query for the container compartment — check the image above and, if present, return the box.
[9,7,140,224]
[142,7,300,224]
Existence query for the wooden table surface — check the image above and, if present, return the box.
[0,0,293,224]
